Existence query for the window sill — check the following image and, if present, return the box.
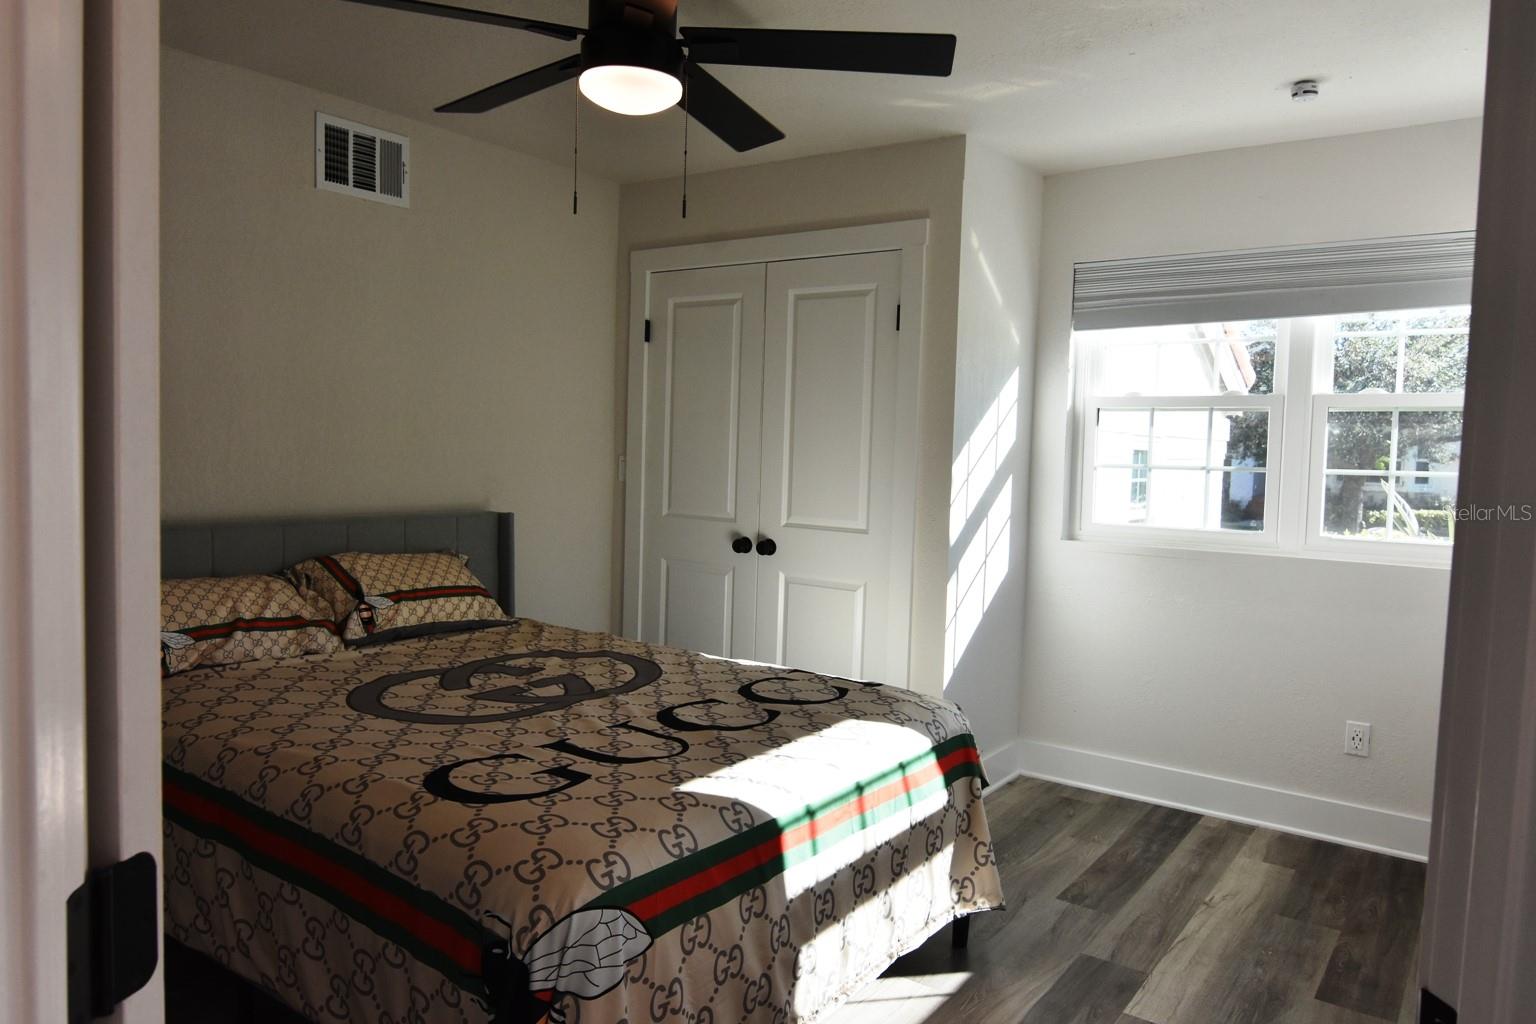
[1067,533,1453,570]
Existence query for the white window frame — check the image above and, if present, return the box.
[1297,315,1462,565]
[1072,314,1463,568]
[1075,322,1289,551]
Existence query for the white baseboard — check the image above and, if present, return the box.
[1010,739,1430,861]
[981,739,1022,792]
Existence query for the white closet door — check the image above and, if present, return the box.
[756,251,904,680]
[639,263,767,659]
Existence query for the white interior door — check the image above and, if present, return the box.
[638,263,767,659]
[756,251,904,680]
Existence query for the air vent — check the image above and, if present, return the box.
[315,112,409,207]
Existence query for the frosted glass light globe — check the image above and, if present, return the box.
[579,65,682,116]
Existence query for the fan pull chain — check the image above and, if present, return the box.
[681,73,689,219]
[572,88,581,215]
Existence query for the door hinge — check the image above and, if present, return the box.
[1420,989,1456,1024]
[644,319,652,343]
[896,304,902,331]
[67,852,159,1023]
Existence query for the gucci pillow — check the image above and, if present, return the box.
[161,574,342,676]
[288,551,509,647]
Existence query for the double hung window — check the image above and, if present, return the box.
[1071,233,1474,566]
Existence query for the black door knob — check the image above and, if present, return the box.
[756,538,777,557]
[731,536,753,554]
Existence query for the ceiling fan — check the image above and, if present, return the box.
[335,0,958,152]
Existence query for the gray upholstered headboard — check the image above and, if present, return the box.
[161,511,515,615]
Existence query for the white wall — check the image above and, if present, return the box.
[1021,119,1483,856]
[618,137,968,701]
[160,49,621,630]
[947,144,1043,770]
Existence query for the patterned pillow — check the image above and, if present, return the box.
[161,575,342,676]
[288,551,509,646]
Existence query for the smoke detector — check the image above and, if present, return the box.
[1291,79,1321,102]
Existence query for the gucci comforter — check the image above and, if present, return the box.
[163,618,1003,1024]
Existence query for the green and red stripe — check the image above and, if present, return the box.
[315,555,365,600]
[163,765,493,997]
[592,733,983,937]
[384,584,496,604]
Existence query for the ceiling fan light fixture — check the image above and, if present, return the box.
[579,65,682,116]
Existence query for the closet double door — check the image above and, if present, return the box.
[636,250,908,682]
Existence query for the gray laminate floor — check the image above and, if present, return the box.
[828,776,1424,1024]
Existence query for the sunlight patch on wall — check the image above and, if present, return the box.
[950,369,1020,545]
[945,476,1012,686]
[969,231,1024,349]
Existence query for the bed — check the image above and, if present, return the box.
[161,511,1002,1024]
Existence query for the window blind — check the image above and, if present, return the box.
[1072,231,1476,330]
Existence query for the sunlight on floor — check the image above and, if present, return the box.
[830,971,974,1024]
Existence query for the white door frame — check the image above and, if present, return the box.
[2,1,90,1020]
[1419,0,1536,1017]
[84,0,165,1020]
[623,219,929,686]
[2,1,163,1020]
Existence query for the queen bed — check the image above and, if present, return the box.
[160,511,1002,1024]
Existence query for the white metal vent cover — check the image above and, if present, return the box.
[315,112,409,207]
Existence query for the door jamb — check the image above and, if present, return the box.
[1,1,89,1020]
[623,219,930,687]
[1419,0,1536,1015]
[83,0,165,1018]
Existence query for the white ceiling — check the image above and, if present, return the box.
[162,0,1490,183]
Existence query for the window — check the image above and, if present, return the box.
[1313,308,1467,548]
[1074,305,1469,564]
[1081,318,1283,543]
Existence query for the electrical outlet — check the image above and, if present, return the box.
[1346,721,1371,757]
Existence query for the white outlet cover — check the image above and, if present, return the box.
[1346,721,1372,757]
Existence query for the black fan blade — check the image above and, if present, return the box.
[682,64,785,152]
[682,27,956,77]
[437,54,583,113]
[334,0,582,41]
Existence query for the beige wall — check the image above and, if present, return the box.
[617,136,968,696]
[1023,119,1483,852]
[160,48,620,630]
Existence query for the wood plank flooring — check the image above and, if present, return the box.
[829,777,1425,1024]
[167,777,1425,1024]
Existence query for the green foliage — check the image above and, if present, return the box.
[1364,508,1456,539]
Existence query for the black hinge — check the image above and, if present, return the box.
[67,852,159,1023]
[1420,989,1456,1024]
[644,319,652,343]
[896,304,902,331]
